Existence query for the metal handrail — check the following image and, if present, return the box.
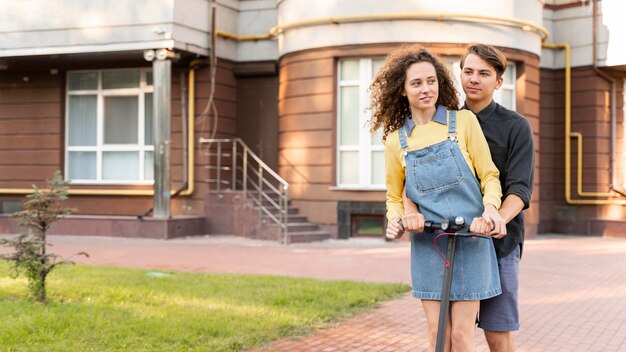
[199,138,289,242]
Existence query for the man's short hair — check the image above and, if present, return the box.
[460,44,508,79]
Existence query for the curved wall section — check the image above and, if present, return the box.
[276,0,544,57]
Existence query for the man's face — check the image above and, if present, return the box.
[461,53,503,104]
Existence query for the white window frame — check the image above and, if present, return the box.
[336,58,386,190]
[65,68,154,185]
[494,63,517,111]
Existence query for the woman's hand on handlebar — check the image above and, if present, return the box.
[401,187,424,232]
[386,211,425,240]
[386,218,405,239]
[469,217,492,236]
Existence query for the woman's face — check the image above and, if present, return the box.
[402,61,438,111]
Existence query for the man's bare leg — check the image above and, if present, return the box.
[484,330,514,352]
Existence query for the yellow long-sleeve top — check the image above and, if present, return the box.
[385,108,502,221]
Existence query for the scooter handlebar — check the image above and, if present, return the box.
[399,216,466,233]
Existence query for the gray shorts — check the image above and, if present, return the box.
[478,244,521,332]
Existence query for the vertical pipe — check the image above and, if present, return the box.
[186,69,195,195]
[153,59,172,218]
[181,71,188,189]
[564,45,572,203]
[211,0,216,57]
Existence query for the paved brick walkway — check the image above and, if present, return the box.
[252,236,626,352]
[1,234,625,351]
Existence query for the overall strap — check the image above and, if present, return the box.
[398,125,409,150]
[447,110,457,141]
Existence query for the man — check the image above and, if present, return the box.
[460,44,535,352]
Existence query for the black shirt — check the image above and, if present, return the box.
[464,101,535,258]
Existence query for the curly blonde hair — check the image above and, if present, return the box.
[368,45,459,140]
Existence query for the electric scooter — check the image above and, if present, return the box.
[399,217,490,352]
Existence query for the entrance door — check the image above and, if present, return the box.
[236,76,279,171]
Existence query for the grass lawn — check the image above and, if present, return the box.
[0,262,409,351]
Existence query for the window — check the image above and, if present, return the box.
[351,215,385,237]
[495,63,516,110]
[65,69,154,184]
[336,58,385,189]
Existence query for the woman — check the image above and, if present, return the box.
[369,45,503,351]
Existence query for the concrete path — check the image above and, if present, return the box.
[1,234,625,351]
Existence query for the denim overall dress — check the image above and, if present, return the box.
[399,110,501,301]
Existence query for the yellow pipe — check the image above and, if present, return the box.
[217,13,548,42]
[543,42,625,205]
[0,188,154,196]
[67,189,153,196]
[215,30,271,41]
[178,67,195,196]
[0,67,197,197]
[571,132,616,198]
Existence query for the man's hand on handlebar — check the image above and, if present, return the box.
[481,203,507,238]
[402,211,425,233]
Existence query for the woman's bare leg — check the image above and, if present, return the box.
[421,299,451,352]
[450,300,480,352]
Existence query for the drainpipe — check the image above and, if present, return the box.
[592,0,618,191]
[176,65,196,197]
[543,41,626,205]
[180,70,188,192]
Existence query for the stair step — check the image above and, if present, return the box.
[260,200,291,208]
[286,222,320,232]
[285,215,307,223]
[261,193,285,201]
[230,191,330,243]
[262,215,307,223]
[246,192,287,201]
[262,207,299,215]
[286,231,332,244]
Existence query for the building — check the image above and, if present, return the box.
[0,0,624,241]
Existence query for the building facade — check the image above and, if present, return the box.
[0,0,624,239]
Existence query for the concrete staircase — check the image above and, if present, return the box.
[260,195,331,244]
[205,191,332,244]
[200,138,331,244]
